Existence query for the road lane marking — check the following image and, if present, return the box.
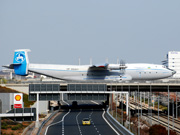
[45,110,71,135]
[76,109,82,135]
[102,110,119,135]
[45,98,70,135]
[61,96,70,135]
[90,109,102,135]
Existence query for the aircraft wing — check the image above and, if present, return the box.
[89,63,109,70]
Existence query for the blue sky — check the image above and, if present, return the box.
[0,0,180,69]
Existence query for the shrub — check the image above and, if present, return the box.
[149,124,177,135]
[6,120,17,125]
[1,122,8,129]
[149,124,167,135]
[11,124,23,130]
[23,94,35,107]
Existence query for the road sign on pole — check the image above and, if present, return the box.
[14,93,23,108]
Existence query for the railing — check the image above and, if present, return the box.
[105,108,134,135]
[37,110,59,135]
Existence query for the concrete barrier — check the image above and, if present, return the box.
[105,108,134,135]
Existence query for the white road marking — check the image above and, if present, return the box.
[90,109,102,135]
[61,95,70,135]
[45,96,70,135]
[44,109,71,135]
[102,109,119,135]
[76,109,82,135]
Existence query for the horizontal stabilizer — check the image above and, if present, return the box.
[2,63,22,69]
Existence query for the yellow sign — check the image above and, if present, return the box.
[15,95,21,101]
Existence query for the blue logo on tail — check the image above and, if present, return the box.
[13,50,28,76]
[15,52,25,63]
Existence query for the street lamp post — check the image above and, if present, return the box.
[176,91,178,119]
[144,92,145,105]
[158,96,159,124]
[168,85,169,135]
[141,92,142,119]
[173,98,174,130]
[138,85,140,135]
[121,85,123,125]
[129,86,131,131]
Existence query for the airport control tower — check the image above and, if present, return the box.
[162,51,180,78]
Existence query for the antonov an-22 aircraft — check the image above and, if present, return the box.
[3,49,176,82]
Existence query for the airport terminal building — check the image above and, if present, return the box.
[163,51,180,78]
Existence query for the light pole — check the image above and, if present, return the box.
[173,98,174,130]
[144,92,145,105]
[153,94,154,110]
[176,91,178,119]
[121,85,123,125]
[116,94,117,120]
[129,85,131,131]
[140,92,142,118]
[149,84,152,126]
[138,85,140,135]
[158,96,159,124]
[111,85,113,115]
[168,85,169,135]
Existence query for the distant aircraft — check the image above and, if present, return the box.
[3,49,176,82]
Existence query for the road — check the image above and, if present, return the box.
[45,100,119,135]
[46,109,118,135]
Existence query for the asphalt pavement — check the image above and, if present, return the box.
[45,100,118,135]
[46,109,118,135]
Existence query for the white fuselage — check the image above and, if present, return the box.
[28,63,174,81]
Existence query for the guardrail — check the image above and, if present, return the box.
[105,108,134,135]
[22,122,35,135]
[37,110,59,135]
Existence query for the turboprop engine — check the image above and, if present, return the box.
[108,62,131,81]
[108,64,127,70]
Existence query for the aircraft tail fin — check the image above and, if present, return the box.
[13,49,31,76]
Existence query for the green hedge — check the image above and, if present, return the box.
[23,94,35,107]
[11,124,23,130]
